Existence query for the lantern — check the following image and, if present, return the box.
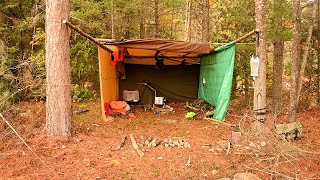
[250,55,260,80]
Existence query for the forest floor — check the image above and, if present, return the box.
[0,101,320,180]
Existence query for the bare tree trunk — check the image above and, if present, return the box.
[253,0,267,132]
[297,2,317,105]
[201,0,210,42]
[184,0,192,41]
[139,0,146,39]
[46,0,72,136]
[288,0,301,123]
[273,40,284,118]
[154,0,160,38]
[111,0,115,39]
[272,0,285,120]
[318,0,320,104]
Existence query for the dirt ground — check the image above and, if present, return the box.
[0,101,320,180]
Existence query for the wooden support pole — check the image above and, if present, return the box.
[62,20,113,53]
[232,29,260,44]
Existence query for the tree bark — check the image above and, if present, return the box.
[273,40,284,118]
[111,0,115,39]
[46,0,72,136]
[272,0,285,119]
[318,0,320,104]
[297,2,317,106]
[253,0,267,131]
[139,0,146,39]
[184,0,192,41]
[288,0,301,123]
[201,0,210,42]
[154,0,160,38]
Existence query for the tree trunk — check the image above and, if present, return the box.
[273,40,284,118]
[111,0,115,39]
[253,0,267,132]
[297,1,317,106]
[154,0,160,38]
[184,0,192,41]
[201,0,210,42]
[318,0,320,104]
[46,0,72,136]
[288,0,301,123]
[139,0,146,39]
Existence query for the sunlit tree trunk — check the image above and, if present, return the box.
[288,0,301,123]
[201,0,209,42]
[46,0,72,136]
[297,1,317,107]
[184,0,192,41]
[253,0,267,131]
[111,0,115,39]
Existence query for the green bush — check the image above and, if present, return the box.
[72,84,95,102]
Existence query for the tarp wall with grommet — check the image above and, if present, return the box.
[198,42,236,121]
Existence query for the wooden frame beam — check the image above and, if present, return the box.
[232,29,260,44]
[62,20,113,53]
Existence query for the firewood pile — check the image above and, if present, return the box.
[142,137,191,148]
[162,138,191,148]
[143,137,162,147]
[185,98,215,118]
[109,135,191,158]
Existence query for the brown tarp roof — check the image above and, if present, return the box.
[100,38,211,55]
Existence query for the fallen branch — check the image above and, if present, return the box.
[204,117,232,126]
[130,134,144,158]
[185,102,200,112]
[246,165,295,180]
[110,135,127,151]
[0,113,52,171]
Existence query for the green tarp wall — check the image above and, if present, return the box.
[198,42,235,121]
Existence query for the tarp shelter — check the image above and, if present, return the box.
[97,38,235,121]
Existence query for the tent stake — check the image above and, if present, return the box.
[232,29,260,44]
[62,20,113,53]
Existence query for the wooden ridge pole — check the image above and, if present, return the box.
[62,20,113,53]
[232,29,260,44]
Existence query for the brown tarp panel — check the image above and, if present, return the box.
[119,64,200,104]
[101,38,211,55]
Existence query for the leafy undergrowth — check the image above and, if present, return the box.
[0,101,319,179]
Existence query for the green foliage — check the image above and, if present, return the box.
[267,0,292,41]
[72,84,95,102]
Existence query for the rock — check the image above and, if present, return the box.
[275,121,303,140]
[218,178,231,180]
[233,172,261,180]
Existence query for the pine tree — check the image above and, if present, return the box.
[46,0,72,136]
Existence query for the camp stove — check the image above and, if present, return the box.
[137,83,165,106]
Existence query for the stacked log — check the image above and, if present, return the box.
[144,137,162,147]
[162,138,191,148]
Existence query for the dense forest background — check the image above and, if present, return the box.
[0,0,319,114]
